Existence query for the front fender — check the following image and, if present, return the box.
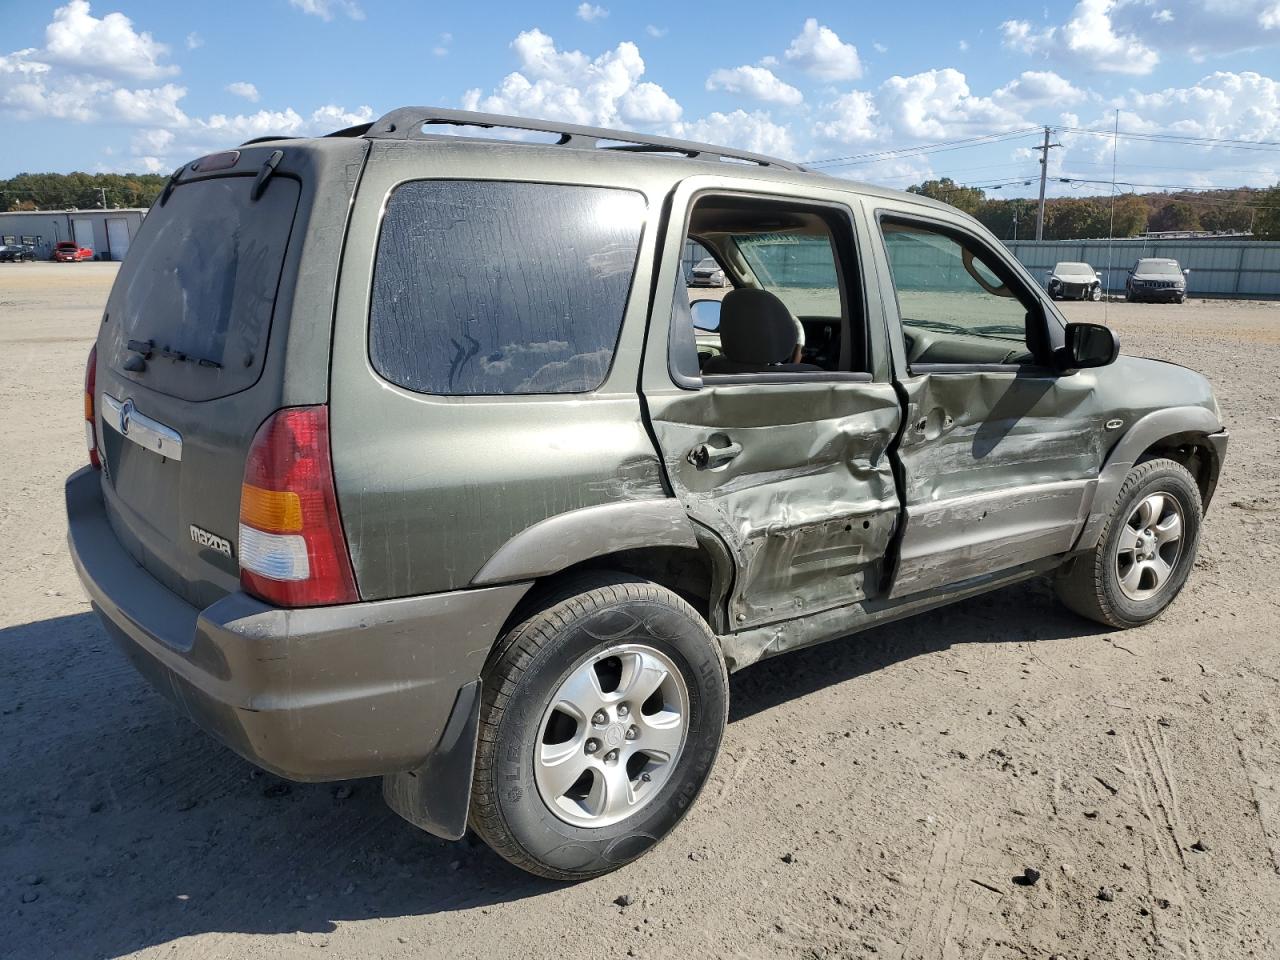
[1073,405,1226,551]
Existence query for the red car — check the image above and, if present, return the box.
[54,241,94,262]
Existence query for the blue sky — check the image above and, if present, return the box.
[3,0,1279,197]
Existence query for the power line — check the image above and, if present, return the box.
[1057,126,1280,154]
[804,128,1042,168]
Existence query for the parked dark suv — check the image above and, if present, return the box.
[67,107,1228,880]
[1126,257,1189,303]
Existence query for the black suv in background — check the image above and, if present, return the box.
[1126,257,1189,303]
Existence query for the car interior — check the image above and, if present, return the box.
[676,195,868,380]
[675,198,1051,381]
[879,220,1044,367]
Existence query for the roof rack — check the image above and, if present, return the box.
[359,106,805,172]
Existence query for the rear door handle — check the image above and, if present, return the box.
[688,439,742,469]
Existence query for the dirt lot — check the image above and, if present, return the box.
[3,261,1279,960]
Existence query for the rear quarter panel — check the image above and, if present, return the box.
[328,142,678,599]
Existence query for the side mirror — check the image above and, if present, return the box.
[690,299,721,332]
[1062,322,1119,370]
[1183,268,1190,276]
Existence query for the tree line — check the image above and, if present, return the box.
[6,170,1279,242]
[2,172,170,212]
[907,178,1280,241]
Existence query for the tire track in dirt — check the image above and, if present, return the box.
[1121,726,1202,959]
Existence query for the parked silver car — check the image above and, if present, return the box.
[688,256,727,287]
[1047,261,1102,301]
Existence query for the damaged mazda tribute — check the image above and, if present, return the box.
[67,107,1228,880]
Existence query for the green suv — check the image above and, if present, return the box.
[67,107,1228,880]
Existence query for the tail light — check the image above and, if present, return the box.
[84,344,100,470]
[238,406,358,607]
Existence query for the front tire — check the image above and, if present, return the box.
[1055,458,1202,628]
[1090,284,1103,301]
[469,573,729,880]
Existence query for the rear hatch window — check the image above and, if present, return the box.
[105,175,300,402]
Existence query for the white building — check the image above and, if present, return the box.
[0,208,147,261]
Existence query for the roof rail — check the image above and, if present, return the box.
[359,106,805,172]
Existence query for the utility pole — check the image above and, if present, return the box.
[98,187,108,209]
[1034,126,1062,241]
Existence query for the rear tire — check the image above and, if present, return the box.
[1055,458,1202,628]
[469,573,728,880]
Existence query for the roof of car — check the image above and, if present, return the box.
[242,105,961,218]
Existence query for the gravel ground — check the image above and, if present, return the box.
[2,261,1279,960]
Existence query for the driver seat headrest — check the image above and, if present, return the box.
[718,288,803,364]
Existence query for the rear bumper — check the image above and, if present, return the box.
[66,466,530,785]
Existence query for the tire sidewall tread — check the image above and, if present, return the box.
[1057,458,1203,629]
[469,573,728,880]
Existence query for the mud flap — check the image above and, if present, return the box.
[382,679,481,841]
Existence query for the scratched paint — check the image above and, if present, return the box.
[647,379,902,630]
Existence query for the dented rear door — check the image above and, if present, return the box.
[641,177,901,632]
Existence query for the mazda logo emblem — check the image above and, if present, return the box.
[120,398,134,436]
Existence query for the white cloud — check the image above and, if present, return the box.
[108,83,187,125]
[872,42,888,54]
[1104,0,1280,55]
[671,109,795,157]
[42,1,177,80]
[812,90,881,143]
[958,40,969,51]
[993,70,1088,106]
[226,81,259,102]
[1001,0,1159,75]
[784,18,862,81]
[879,68,1025,139]
[185,32,202,50]
[645,25,668,38]
[620,82,682,124]
[433,32,452,57]
[288,0,365,22]
[461,29,681,129]
[706,65,803,105]
[577,3,608,21]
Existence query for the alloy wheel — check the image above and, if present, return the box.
[533,644,689,828]
[1115,491,1185,602]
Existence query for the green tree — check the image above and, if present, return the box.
[1,171,168,210]
[1256,185,1280,240]
[1149,201,1201,233]
[907,178,986,215]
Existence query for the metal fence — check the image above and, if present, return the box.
[684,235,1280,300]
[1003,238,1280,300]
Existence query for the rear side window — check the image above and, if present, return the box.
[370,181,645,396]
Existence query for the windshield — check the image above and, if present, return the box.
[1055,262,1094,277]
[1136,260,1181,276]
[731,233,841,316]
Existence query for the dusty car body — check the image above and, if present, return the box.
[67,107,1228,880]
[1047,261,1102,301]
[1126,257,1188,303]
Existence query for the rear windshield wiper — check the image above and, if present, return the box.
[126,338,222,369]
